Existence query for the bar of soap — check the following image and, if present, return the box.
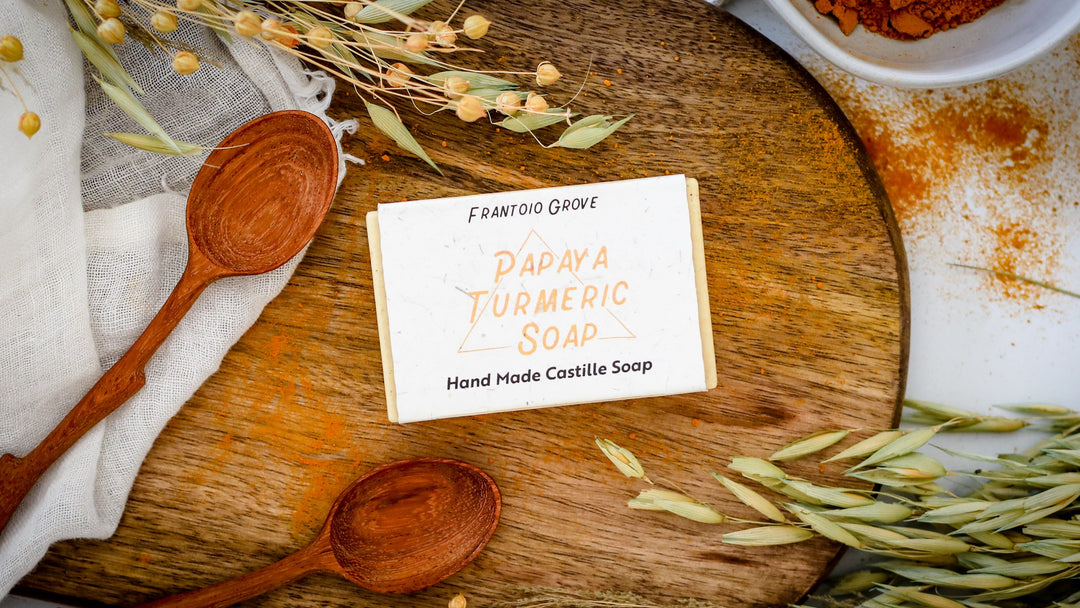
[368,175,716,423]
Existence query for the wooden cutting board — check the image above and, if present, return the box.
[18,0,908,606]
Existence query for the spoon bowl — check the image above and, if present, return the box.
[188,111,338,274]
[0,110,338,533]
[331,458,502,593]
[137,458,502,608]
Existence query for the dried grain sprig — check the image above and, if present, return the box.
[903,399,1028,433]
[787,503,863,548]
[627,488,731,525]
[60,0,630,167]
[823,430,904,464]
[819,502,912,523]
[873,585,968,608]
[651,499,727,524]
[595,401,1080,607]
[94,76,183,153]
[710,471,787,522]
[951,263,1080,300]
[554,114,633,149]
[849,423,951,471]
[628,488,697,511]
[105,132,203,155]
[778,479,875,508]
[721,525,815,546]
[828,571,890,595]
[596,437,651,484]
[770,429,850,461]
[997,403,1075,417]
[364,101,440,173]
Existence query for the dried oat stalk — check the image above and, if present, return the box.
[598,400,1080,607]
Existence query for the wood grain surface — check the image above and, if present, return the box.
[17,0,909,606]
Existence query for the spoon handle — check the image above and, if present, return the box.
[0,250,221,533]
[135,539,337,608]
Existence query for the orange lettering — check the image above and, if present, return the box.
[494,251,515,282]
[612,281,628,305]
[467,290,487,323]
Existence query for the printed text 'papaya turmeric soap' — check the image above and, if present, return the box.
[368,175,716,423]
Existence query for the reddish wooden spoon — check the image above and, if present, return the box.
[0,110,338,533]
[136,458,502,608]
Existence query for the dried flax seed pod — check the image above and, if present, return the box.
[151,11,179,34]
[385,63,413,88]
[443,76,470,99]
[463,14,491,39]
[260,18,283,41]
[256,19,298,47]
[234,10,261,37]
[405,33,428,52]
[535,61,561,86]
[18,111,40,138]
[525,92,549,113]
[495,91,521,116]
[94,0,121,19]
[177,0,201,10]
[429,21,456,47]
[0,35,23,62]
[97,18,125,44]
[172,51,200,75]
[455,95,485,122]
[276,24,300,48]
[306,26,333,50]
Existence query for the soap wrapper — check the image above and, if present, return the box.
[368,174,716,423]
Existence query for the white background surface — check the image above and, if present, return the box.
[725,0,1080,426]
[8,1,1080,604]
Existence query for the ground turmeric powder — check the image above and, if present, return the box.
[810,0,1008,40]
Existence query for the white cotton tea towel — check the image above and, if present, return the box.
[0,0,355,594]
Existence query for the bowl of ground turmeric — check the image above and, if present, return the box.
[763,0,1080,88]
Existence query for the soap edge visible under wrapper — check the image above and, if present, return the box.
[366,209,400,423]
[368,177,716,424]
[687,178,718,390]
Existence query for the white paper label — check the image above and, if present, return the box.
[376,174,708,423]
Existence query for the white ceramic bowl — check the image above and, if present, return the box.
[762,0,1080,88]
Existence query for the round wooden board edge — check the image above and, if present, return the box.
[718,7,914,593]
